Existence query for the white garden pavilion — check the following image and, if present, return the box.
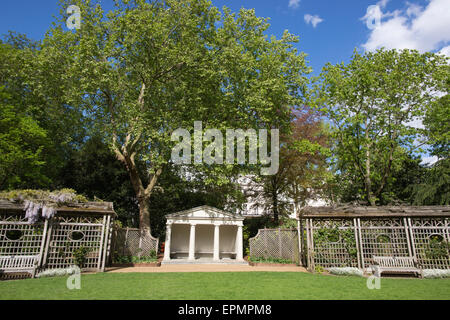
[162,206,246,264]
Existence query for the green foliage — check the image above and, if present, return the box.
[148,164,246,239]
[279,218,298,229]
[248,256,294,264]
[0,87,49,190]
[0,34,87,190]
[377,234,391,244]
[314,227,358,261]
[255,110,331,222]
[72,246,91,268]
[424,74,450,158]
[58,136,139,227]
[113,255,158,264]
[409,158,450,205]
[149,250,157,260]
[425,236,449,260]
[314,265,325,274]
[318,48,448,205]
[40,0,310,230]
[242,215,281,254]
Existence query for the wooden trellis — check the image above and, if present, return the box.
[306,218,359,269]
[111,227,159,259]
[0,200,115,278]
[249,228,299,263]
[409,217,449,269]
[301,206,450,272]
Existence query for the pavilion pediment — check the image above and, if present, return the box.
[166,206,240,220]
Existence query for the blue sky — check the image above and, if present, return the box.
[2,0,449,76]
[1,0,448,164]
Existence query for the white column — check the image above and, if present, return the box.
[163,223,172,261]
[213,224,220,261]
[188,223,196,260]
[236,224,244,261]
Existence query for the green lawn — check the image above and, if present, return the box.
[1,272,449,300]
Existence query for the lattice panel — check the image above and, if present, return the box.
[0,208,113,275]
[249,229,299,263]
[56,216,104,224]
[410,218,450,269]
[0,221,44,256]
[310,219,358,268]
[112,228,159,258]
[45,222,104,270]
[359,218,410,269]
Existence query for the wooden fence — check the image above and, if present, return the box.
[0,201,114,277]
[302,206,450,272]
[111,227,159,259]
[248,207,450,272]
[249,228,300,263]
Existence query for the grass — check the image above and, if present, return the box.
[1,272,449,300]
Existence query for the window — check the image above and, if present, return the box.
[69,231,85,241]
[327,229,340,243]
[5,230,23,241]
[429,234,444,242]
[376,234,391,244]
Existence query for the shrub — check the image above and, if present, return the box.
[248,256,295,264]
[422,269,450,279]
[425,236,449,260]
[113,255,158,264]
[36,266,79,278]
[328,267,364,277]
[73,246,91,268]
[149,250,157,259]
[315,265,325,274]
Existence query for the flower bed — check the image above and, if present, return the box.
[111,261,161,268]
[247,256,298,267]
[111,255,160,267]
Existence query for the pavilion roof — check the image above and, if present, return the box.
[299,205,450,218]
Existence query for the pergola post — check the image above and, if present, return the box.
[213,223,220,261]
[163,223,172,261]
[188,223,196,260]
[236,224,244,261]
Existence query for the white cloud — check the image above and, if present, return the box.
[288,0,301,9]
[362,0,450,53]
[421,155,438,166]
[304,14,324,28]
[439,45,450,57]
[405,2,422,17]
[378,0,390,8]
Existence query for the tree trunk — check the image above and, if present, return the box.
[114,147,162,234]
[138,195,151,232]
[272,185,279,224]
[365,129,376,206]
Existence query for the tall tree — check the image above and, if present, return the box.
[251,109,330,223]
[408,73,450,205]
[41,0,310,233]
[424,75,450,159]
[0,86,48,189]
[58,135,140,226]
[0,33,86,189]
[318,49,448,205]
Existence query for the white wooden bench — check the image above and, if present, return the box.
[0,255,40,278]
[370,256,422,278]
